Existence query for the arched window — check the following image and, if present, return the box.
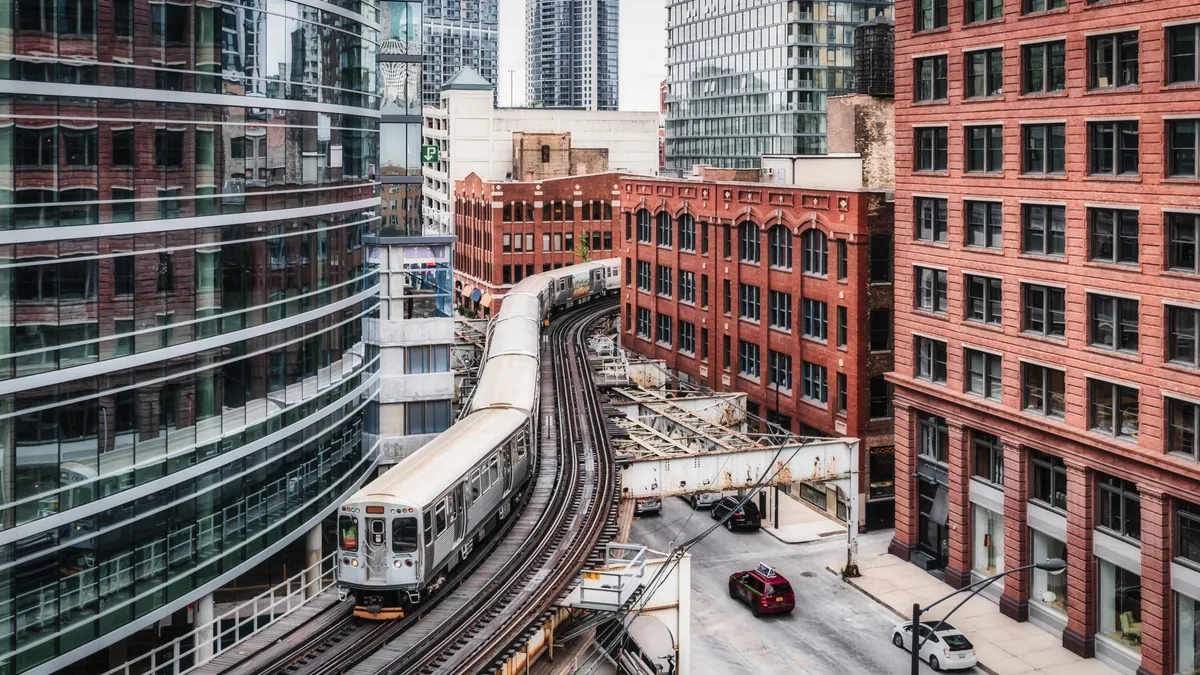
[802,228,828,276]
[524,203,534,222]
[565,202,574,220]
[502,203,512,222]
[769,224,792,269]
[738,221,760,263]
[636,209,652,242]
[678,214,696,251]
[513,201,524,222]
[656,212,672,247]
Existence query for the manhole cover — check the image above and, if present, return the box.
[800,571,815,578]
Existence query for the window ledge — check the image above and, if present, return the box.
[1164,81,1200,92]
[1020,331,1068,346]
[962,96,1005,104]
[964,246,1005,255]
[963,17,1006,27]
[915,170,950,176]
[1163,361,1200,376]
[1081,260,1141,273]
[802,336,828,346]
[1083,175,1142,183]
[1084,345,1142,362]
[1083,86,1142,96]
[914,99,951,106]
[1018,173,1069,180]
[1018,253,1067,263]
[1019,90,1069,99]
[769,326,793,336]
[914,309,950,320]
[914,240,951,248]
[1086,429,1140,447]
[1162,269,1200,281]
[801,398,829,410]
[870,281,894,287]
[913,26,952,36]
[1161,177,1200,185]
[1019,8,1069,19]
[964,321,1004,332]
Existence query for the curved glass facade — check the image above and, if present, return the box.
[0,1,381,672]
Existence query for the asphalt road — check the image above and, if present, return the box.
[630,497,943,675]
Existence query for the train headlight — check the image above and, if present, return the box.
[394,560,404,569]
[350,559,359,567]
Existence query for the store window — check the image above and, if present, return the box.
[1031,529,1068,614]
[1098,560,1142,652]
[1178,593,1200,674]
[973,505,1004,576]
[1177,500,1200,566]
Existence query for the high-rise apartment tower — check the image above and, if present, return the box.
[526,0,619,110]
[664,0,893,170]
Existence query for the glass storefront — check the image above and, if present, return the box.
[1098,560,1142,652]
[1180,593,1200,675]
[972,505,1004,576]
[1031,529,1068,614]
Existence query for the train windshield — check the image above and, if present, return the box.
[339,516,358,551]
[392,517,419,553]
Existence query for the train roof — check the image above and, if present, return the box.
[470,353,539,414]
[487,313,539,356]
[346,407,529,507]
[498,292,541,319]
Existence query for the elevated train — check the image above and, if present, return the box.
[337,259,619,619]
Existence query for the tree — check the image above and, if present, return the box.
[573,235,591,263]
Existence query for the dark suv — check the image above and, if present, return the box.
[710,496,761,531]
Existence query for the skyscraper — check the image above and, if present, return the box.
[0,1,380,672]
[664,0,892,170]
[526,0,619,110]
[421,0,499,107]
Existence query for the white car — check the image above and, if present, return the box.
[892,621,978,671]
[684,492,720,509]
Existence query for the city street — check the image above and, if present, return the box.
[630,496,940,675]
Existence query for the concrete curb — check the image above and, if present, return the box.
[823,565,1001,675]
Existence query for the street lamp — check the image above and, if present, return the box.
[909,558,1066,674]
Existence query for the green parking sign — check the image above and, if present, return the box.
[421,145,440,163]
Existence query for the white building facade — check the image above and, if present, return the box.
[421,68,659,236]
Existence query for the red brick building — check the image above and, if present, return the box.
[453,172,621,314]
[618,176,896,530]
[890,1,1200,673]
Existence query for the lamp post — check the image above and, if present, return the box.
[909,558,1066,674]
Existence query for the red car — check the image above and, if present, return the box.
[728,563,795,615]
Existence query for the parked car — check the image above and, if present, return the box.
[892,620,978,671]
[683,492,719,510]
[710,496,761,531]
[727,563,794,615]
[634,496,661,515]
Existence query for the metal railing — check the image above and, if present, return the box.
[100,552,337,675]
[578,544,647,610]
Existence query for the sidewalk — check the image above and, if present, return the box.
[758,489,847,544]
[833,551,1123,675]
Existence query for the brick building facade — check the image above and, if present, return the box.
[618,177,896,529]
[890,0,1200,673]
[453,172,621,314]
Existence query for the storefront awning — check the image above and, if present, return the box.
[480,293,494,308]
[461,284,476,298]
[470,288,483,302]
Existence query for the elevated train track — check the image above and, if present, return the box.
[232,299,619,675]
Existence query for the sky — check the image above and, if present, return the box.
[497,0,668,111]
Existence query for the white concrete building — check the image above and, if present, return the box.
[421,68,659,235]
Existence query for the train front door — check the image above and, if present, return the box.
[366,517,387,580]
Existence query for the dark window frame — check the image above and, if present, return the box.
[1089,120,1140,177]
[1022,41,1067,93]
[1088,31,1139,90]
[1023,284,1067,338]
[915,55,949,102]
[1089,294,1140,354]
[1022,123,1066,174]
[916,197,948,244]
[1022,203,1066,257]
[965,274,1003,325]
[1022,362,1066,418]
[965,348,1003,401]
[965,49,1004,99]
[1089,378,1140,440]
[965,200,1003,249]
[916,126,949,172]
[915,336,948,383]
[1088,207,1139,264]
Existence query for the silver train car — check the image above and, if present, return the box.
[338,259,618,619]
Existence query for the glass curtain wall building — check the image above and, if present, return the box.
[526,0,618,111]
[421,0,497,107]
[0,1,381,672]
[664,0,893,170]
[376,1,453,463]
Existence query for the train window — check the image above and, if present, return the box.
[423,511,432,543]
[339,516,358,552]
[370,519,385,546]
[489,457,500,485]
[392,517,418,553]
[471,470,481,499]
[435,501,447,535]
